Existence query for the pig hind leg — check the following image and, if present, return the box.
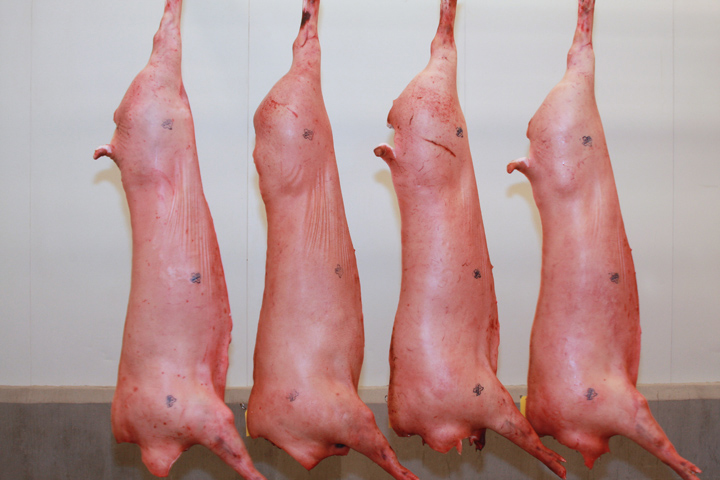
[337,398,419,480]
[483,386,567,478]
[203,413,267,480]
[618,391,701,479]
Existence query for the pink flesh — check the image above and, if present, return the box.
[507,1,701,479]
[247,1,418,479]
[374,1,566,478]
[93,1,263,478]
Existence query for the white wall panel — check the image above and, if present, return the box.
[672,0,720,382]
[464,0,678,384]
[0,0,717,387]
[322,0,455,385]
[594,0,676,384]
[0,0,32,385]
[465,0,579,386]
[183,0,251,387]
[28,0,157,385]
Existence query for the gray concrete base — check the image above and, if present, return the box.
[1,385,718,479]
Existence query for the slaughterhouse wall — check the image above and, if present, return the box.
[2,0,719,390]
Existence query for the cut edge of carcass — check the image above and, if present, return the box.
[507,157,530,175]
[93,144,114,160]
[374,144,397,166]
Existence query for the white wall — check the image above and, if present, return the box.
[1,0,718,387]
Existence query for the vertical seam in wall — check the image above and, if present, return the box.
[245,0,252,386]
[670,0,676,382]
[28,0,35,385]
[463,1,467,115]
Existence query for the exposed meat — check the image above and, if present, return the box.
[507,1,701,479]
[247,1,418,479]
[93,1,264,478]
[373,1,566,478]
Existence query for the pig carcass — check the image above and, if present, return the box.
[247,1,418,479]
[93,1,264,478]
[374,1,566,478]
[507,1,701,479]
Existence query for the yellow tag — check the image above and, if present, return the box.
[245,410,249,437]
[520,395,527,417]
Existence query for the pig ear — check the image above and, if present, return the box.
[507,157,530,175]
[373,144,397,166]
[93,144,114,160]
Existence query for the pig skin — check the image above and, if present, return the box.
[247,1,418,479]
[374,1,566,478]
[507,1,701,479]
[93,1,264,478]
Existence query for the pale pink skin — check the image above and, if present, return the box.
[247,1,417,479]
[374,1,566,478]
[507,1,701,479]
[93,2,264,479]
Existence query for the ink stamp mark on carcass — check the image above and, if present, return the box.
[191,273,201,284]
[166,395,177,408]
[288,390,300,402]
[586,388,598,401]
[582,135,593,147]
[609,273,620,284]
[335,264,344,278]
[335,444,347,449]
[162,119,174,130]
[473,384,485,396]
[473,269,482,279]
[303,128,314,141]
[456,127,464,138]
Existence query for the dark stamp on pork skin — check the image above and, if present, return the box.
[456,127,464,138]
[191,272,201,284]
[582,135,593,147]
[287,390,299,402]
[586,388,598,401]
[166,395,177,408]
[610,272,620,284]
[473,384,485,396]
[303,128,314,141]
[162,119,174,130]
[473,269,482,279]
